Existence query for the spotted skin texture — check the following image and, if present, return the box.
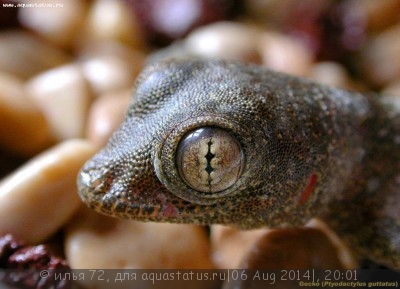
[78,59,400,268]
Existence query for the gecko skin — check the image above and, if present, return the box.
[78,59,400,268]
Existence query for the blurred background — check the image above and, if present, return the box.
[0,0,399,288]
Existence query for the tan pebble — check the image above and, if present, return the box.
[222,226,346,289]
[382,80,400,96]
[86,89,130,148]
[210,225,268,269]
[309,61,352,89]
[307,219,357,269]
[348,0,400,33]
[18,0,88,47]
[82,0,145,50]
[0,140,96,244]
[0,71,53,156]
[184,22,262,63]
[359,24,400,86]
[79,43,145,95]
[65,208,215,289]
[240,227,345,269]
[65,207,213,270]
[26,64,93,141]
[0,31,71,80]
[258,31,313,76]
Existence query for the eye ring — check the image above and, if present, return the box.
[154,116,251,205]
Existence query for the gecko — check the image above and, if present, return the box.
[77,58,400,268]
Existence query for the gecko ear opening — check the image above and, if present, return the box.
[153,116,252,205]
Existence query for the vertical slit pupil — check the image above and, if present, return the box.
[205,139,215,175]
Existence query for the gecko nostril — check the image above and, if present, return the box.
[78,167,111,196]
[176,127,245,194]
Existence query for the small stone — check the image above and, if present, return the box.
[65,207,214,270]
[0,31,71,80]
[0,140,96,244]
[221,227,345,289]
[0,234,23,267]
[185,22,262,63]
[0,234,71,289]
[309,61,352,89]
[258,32,313,76]
[383,81,400,96]
[82,0,145,50]
[307,219,358,269]
[79,42,145,96]
[358,24,400,87]
[18,0,88,47]
[210,225,269,269]
[86,89,130,148]
[26,64,93,141]
[65,207,216,288]
[0,71,53,156]
[348,0,400,33]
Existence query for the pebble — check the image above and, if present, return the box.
[26,64,93,141]
[185,22,262,63]
[18,0,88,48]
[0,71,53,156]
[79,43,145,96]
[258,32,313,76]
[212,223,349,270]
[308,61,352,89]
[0,31,71,80]
[82,0,145,50]
[0,140,96,244]
[86,89,130,148]
[219,225,347,289]
[307,219,357,269]
[239,228,345,269]
[65,207,213,269]
[348,0,400,33]
[359,24,400,86]
[383,81,400,96]
[210,225,269,269]
[65,207,214,288]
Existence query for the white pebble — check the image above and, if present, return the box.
[18,0,88,47]
[26,64,93,141]
[79,44,145,96]
[309,61,352,89]
[185,21,262,63]
[258,31,313,76]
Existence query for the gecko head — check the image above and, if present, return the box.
[78,58,329,229]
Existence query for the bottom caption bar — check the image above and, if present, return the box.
[0,269,399,289]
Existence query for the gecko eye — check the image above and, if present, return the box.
[176,127,245,193]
